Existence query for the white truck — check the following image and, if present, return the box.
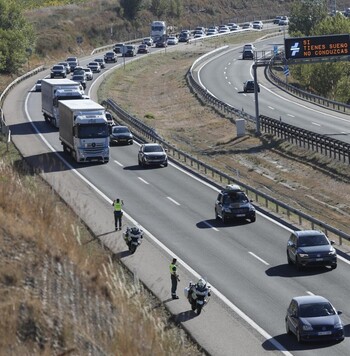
[58,99,109,163]
[41,78,88,128]
[150,20,167,42]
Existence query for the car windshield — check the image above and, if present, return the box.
[298,234,329,247]
[73,75,84,80]
[144,145,163,153]
[223,192,248,204]
[113,127,129,134]
[299,302,335,318]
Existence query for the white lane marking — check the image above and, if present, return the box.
[138,177,149,185]
[167,196,180,206]
[248,252,270,266]
[114,160,124,167]
[287,114,295,118]
[234,87,238,91]
[312,122,321,127]
[24,84,292,356]
[306,291,314,296]
[203,221,219,231]
[268,106,275,110]
[228,81,232,85]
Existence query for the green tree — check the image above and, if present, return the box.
[120,0,142,19]
[289,0,328,36]
[150,0,168,17]
[0,0,35,74]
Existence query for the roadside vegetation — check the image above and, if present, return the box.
[1,0,350,353]
[0,138,203,354]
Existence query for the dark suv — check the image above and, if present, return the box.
[242,49,254,60]
[50,65,66,78]
[104,51,117,63]
[215,185,256,223]
[287,230,337,270]
[243,80,260,93]
[138,143,168,167]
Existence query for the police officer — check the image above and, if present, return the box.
[112,198,123,230]
[169,258,180,299]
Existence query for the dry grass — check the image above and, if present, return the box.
[0,144,203,354]
[98,34,350,240]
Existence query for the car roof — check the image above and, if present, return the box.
[293,230,325,238]
[293,295,330,305]
[113,125,129,129]
[143,143,161,147]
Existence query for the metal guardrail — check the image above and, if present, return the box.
[1,31,349,246]
[267,54,350,114]
[0,66,45,138]
[103,98,350,246]
[189,48,350,164]
[261,115,350,164]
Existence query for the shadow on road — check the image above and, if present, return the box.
[263,333,343,352]
[265,264,333,278]
[196,218,250,229]
[169,310,198,324]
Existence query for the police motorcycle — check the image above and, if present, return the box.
[184,278,211,315]
[123,226,143,254]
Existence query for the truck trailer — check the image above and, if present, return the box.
[41,78,88,128]
[58,99,109,163]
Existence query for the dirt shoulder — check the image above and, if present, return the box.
[98,36,350,246]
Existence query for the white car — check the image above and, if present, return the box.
[279,16,289,26]
[227,23,239,31]
[82,67,93,80]
[206,29,218,36]
[243,43,256,51]
[219,25,230,33]
[87,62,101,73]
[252,21,263,30]
[142,37,153,46]
[167,36,178,45]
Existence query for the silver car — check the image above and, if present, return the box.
[138,143,168,167]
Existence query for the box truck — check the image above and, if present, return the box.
[58,99,109,163]
[41,78,88,128]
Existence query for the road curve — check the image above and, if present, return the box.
[3,42,350,356]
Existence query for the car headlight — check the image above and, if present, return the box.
[334,322,343,329]
[249,206,255,212]
[298,253,309,258]
[328,249,336,255]
[223,208,231,213]
[302,325,313,331]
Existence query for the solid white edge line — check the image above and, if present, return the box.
[24,76,297,356]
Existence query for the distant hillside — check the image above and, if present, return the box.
[25,0,350,61]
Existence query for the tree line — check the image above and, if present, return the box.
[288,0,350,103]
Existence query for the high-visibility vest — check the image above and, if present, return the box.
[169,263,177,275]
[114,201,122,212]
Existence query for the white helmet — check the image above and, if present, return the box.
[197,278,205,288]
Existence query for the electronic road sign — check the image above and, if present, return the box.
[284,34,350,60]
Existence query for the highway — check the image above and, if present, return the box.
[3,37,350,355]
[195,35,350,143]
